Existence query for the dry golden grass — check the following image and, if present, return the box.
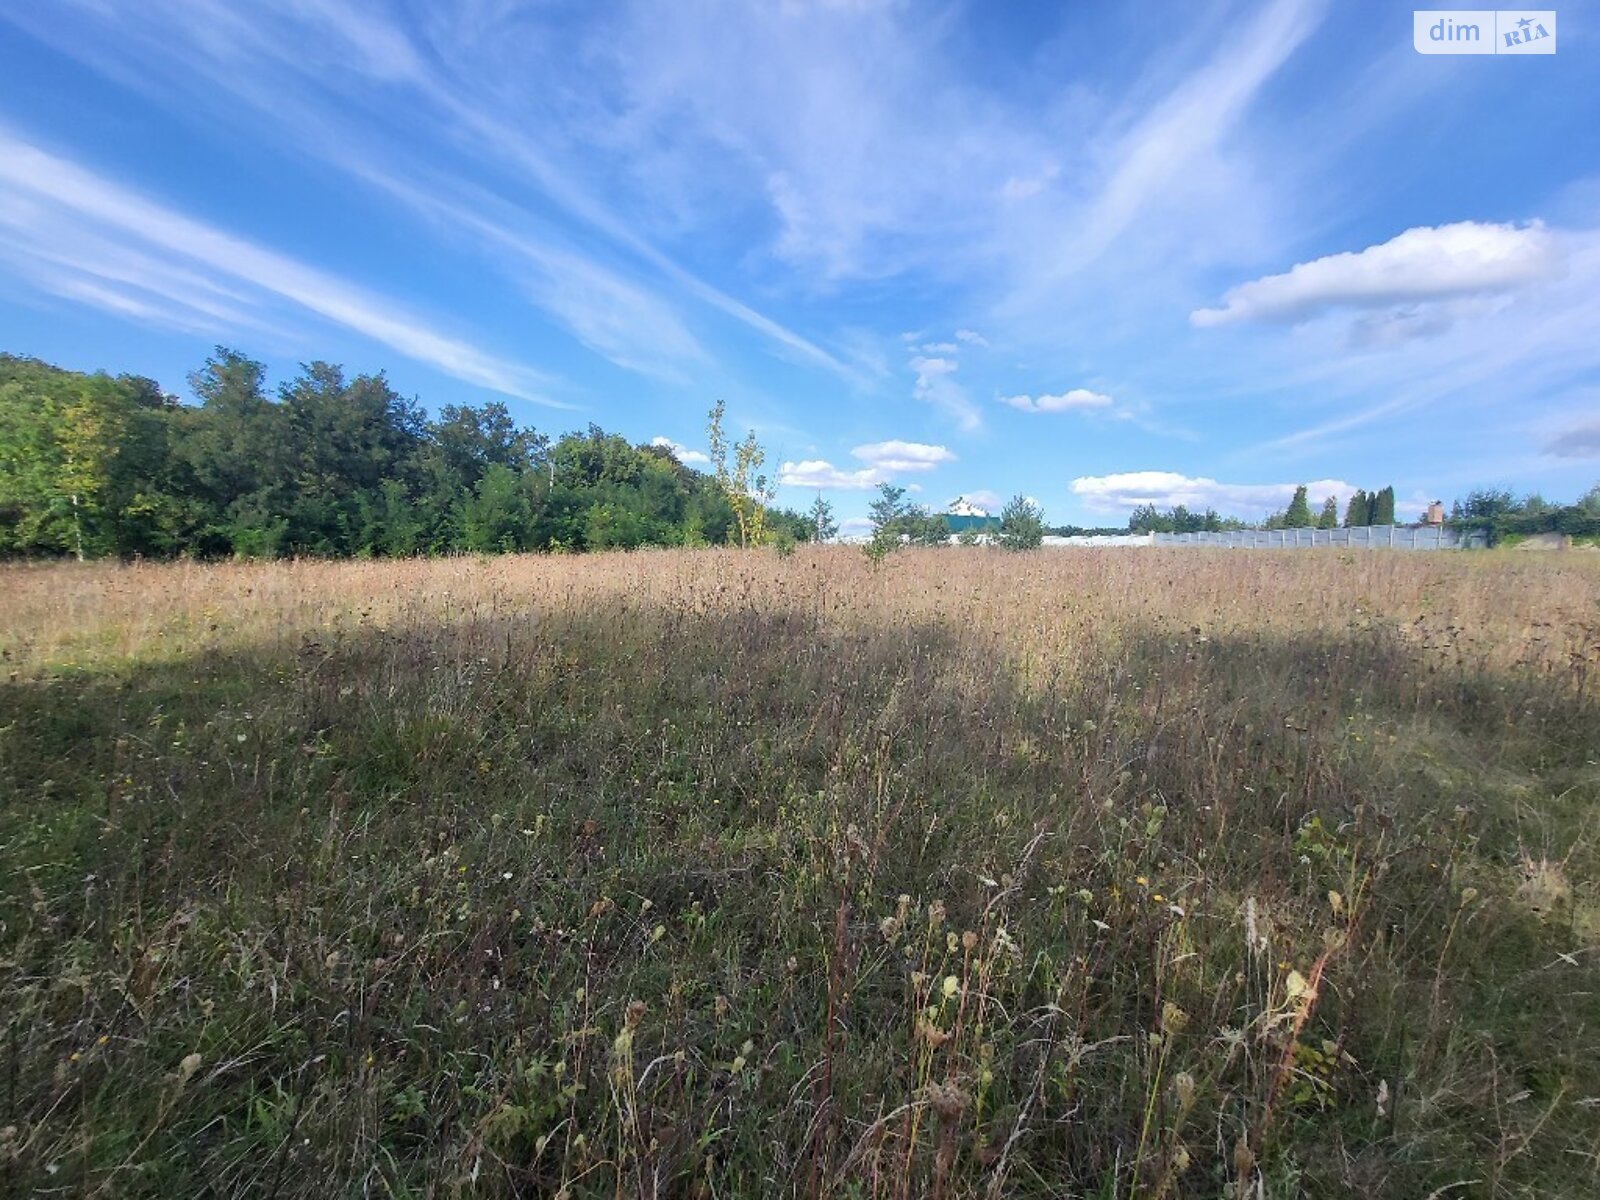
[5,546,1596,677]
[1,547,1598,1198]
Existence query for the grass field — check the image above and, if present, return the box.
[2,548,1598,1198]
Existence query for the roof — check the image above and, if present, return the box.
[944,513,1001,532]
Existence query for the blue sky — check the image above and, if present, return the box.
[1,0,1596,531]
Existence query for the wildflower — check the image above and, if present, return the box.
[1171,1071,1196,1115]
[1135,876,1149,887]
[1285,969,1310,1001]
[915,1018,950,1049]
[941,975,960,999]
[1233,1136,1256,1179]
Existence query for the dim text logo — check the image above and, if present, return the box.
[1414,10,1556,54]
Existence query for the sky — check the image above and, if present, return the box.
[1,0,1597,532]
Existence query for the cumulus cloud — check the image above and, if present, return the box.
[780,440,955,489]
[1071,471,1359,518]
[851,440,956,471]
[1543,420,1600,459]
[650,436,709,465]
[778,459,883,489]
[1191,221,1561,327]
[954,329,988,346]
[1000,388,1114,413]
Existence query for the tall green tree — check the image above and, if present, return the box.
[1284,485,1313,528]
[1372,486,1396,526]
[1317,496,1339,529]
[807,494,838,543]
[1342,489,1368,527]
[705,400,774,547]
[996,495,1045,550]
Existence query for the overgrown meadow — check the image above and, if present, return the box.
[2,548,1598,1198]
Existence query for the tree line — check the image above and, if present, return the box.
[7,348,1594,559]
[0,350,829,560]
[1449,486,1600,546]
[1126,485,1397,535]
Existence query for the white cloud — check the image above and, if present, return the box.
[1192,221,1561,327]
[1000,167,1058,202]
[361,170,709,378]
[954,329,988,347]
[1250,229,1600,457]
[0,2,863,387]
[1071,471,1359,518]
[778,459,884,489]
[909,355,980,429]
[1018,0,1326,296]
[0,126,557,404]
[650,436,710,465]
[1000,389,1114,413]
[851,440,956,471]
[919,341,958,353]
[780,439,956,489]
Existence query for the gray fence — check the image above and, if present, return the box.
[1149,525,1486,550]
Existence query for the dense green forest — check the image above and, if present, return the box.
[0,350,817,559]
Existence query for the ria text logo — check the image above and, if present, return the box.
[1414,10,1556,54]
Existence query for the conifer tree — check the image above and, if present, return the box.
[1284,485,1313,528]
[1343,489,1368,527]
[1373,486,1396,526]
[807,493,837,543]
